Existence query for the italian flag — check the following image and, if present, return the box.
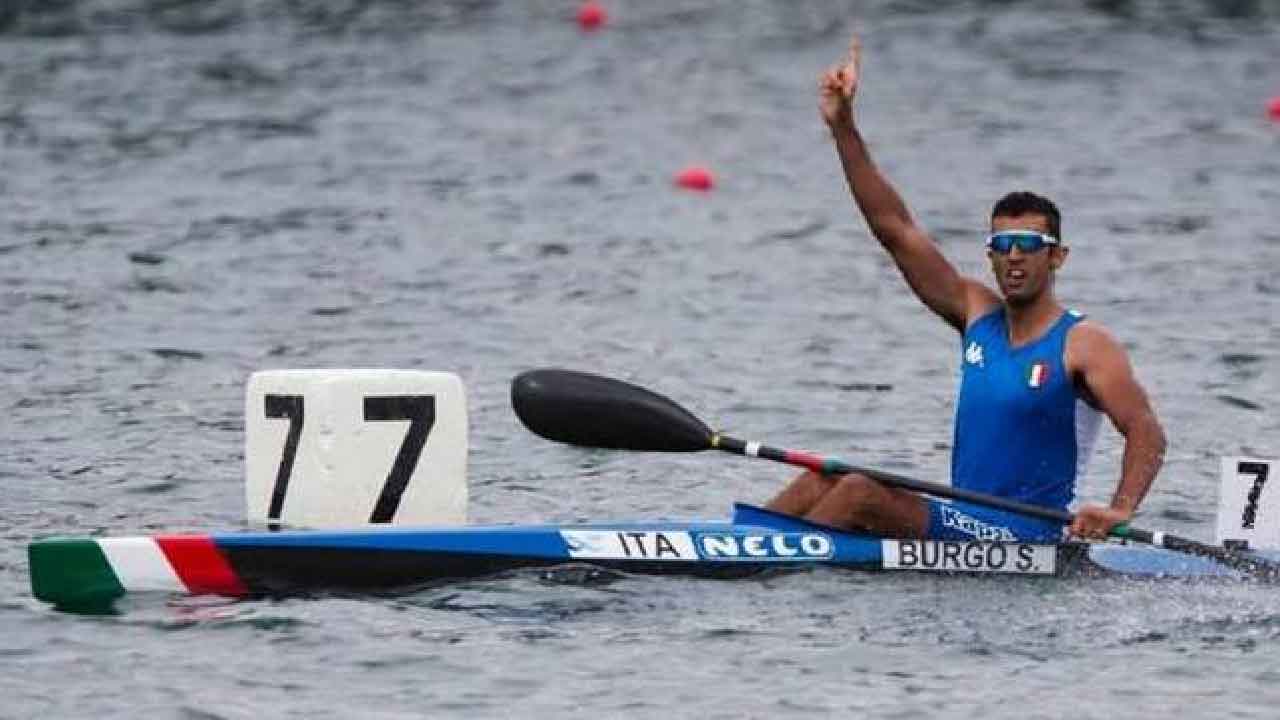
[1028,362,1050,388]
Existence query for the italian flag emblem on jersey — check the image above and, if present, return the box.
[1028,361,1050,388]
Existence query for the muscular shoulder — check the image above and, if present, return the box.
[1064,319,1128,375]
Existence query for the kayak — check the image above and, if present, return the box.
[28,503,1258,610]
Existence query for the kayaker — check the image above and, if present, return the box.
[766,36,1167,542]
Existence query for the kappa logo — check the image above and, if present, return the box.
[940,506,1019,542]
[965,341,985,367]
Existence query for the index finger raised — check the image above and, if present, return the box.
[847,35,862,72]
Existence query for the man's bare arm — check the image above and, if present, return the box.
[822,37,994,331]
[1067,322,1168,537]
[829,125,993,330]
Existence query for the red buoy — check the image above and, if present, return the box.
[675,165,715,191]
[577,2,606,31]
[1268,96,1280,122]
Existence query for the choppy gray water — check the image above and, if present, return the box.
[3,1,1280,717]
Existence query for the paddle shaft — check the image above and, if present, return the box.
[711,433,1279,578]
[711,434,1073,525]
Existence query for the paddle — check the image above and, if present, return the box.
[511,367,1280,579]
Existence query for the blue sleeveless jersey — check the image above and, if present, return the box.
[950,308,1101,514]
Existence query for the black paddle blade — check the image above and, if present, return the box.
[511,369,713,452]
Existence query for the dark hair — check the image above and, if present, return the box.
[991,191,1061,241]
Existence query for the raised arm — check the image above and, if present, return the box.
[1065,322,1168,538]
[822,37,993,331]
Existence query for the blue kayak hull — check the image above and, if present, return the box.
[28,503,1267,609]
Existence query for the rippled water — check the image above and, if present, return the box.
[3,1,1280,717]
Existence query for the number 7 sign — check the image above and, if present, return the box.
[1217,457,1278,550]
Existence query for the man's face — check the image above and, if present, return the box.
[988,213,1067,306]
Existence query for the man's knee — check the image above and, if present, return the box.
[829,473,881,504]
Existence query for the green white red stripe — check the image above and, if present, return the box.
[1029,362,1049,388]
[29,536,247,606]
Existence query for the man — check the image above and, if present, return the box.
[766,37,1167,542]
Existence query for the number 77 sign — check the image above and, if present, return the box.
[245,370,468,529]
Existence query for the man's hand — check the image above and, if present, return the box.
[820,36,861,131]
[1070,504,1132,540]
